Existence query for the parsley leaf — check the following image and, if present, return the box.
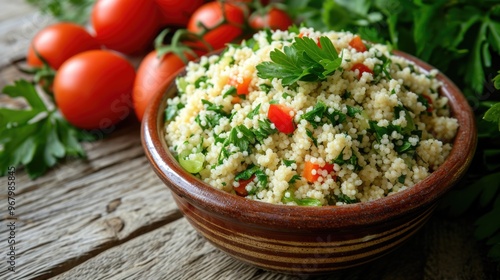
[0,80,90,179]
[483,103,500,131]
[247,104,261,119]
[256,36,342,85]
[26,0,94,24]
[253,119,277,143]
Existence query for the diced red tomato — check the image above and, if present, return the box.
[229,76,252,95]
[349,36,367,52]
[268,104,295,134]
[303,161,334,183]
[234,175,255,196]
[422,94,434,112]
[351,63,373,79]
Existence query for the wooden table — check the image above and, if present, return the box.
[0,2,498,279]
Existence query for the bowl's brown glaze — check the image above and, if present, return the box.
[141,50,477,275]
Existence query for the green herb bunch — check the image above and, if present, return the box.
[284,0,500,261]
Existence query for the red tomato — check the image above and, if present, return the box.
[229,76,252,95]
[234,175,255,196]
[421,94,434,112]
[187,1,245,51]
[27,23,100,70]
[133,50,192,121]
[227,0,270,5]
[91,0,160,55]
[267,104,295,134]
[155,0,204,27]
[54,50,136,130]
[249,8,294,31]
[303,161,334,183]
[351,63,373,79]
[349,36,367,52]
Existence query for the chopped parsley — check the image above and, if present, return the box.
[194,76,209,88]
[306,129,318,146]
[281,186,322,206]
[253,119,277,143]
[301,101,347,128]
[398,174,406,184]
[247,104,261,119]
[394,105,415,134]
[337,193,357,204]
[334,149,362,172]
[288,174,301,184]
[235,164,268,191]
[216,121,276,165]
[165,103,185,121]
[372,53,392,83]
[222,86,237,98]
[259,83,272,93]
[346,105,362,117]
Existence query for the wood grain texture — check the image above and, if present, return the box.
[0,121,182,279]
[51,214,499,280]
[0,3,54,67]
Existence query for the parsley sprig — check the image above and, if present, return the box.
[256,36,342,85]
[0,80,91,178]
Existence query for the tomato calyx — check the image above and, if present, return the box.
[187,1,249,52]
[154,29,202,63]
[17,47,56,95]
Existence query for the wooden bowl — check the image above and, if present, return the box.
[141,50,477,275]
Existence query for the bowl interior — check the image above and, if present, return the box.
[141,50,477,230]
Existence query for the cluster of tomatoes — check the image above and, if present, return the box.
[26,0,294,130]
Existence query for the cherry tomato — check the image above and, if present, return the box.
[54,50,136,130]
[267,104,295,134]
[133,50,192,121]
[249,8,294,31]
[27,23,100,70]
[91,0,160,55]
[349,36,367,52]
[155,0,204,27]
[351,63,373,79]
[227,0,270,5]
[187,1,245,51]
[303,161,334,183]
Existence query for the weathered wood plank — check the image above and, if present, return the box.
[0,3,54,68]
[50,212,498,280]
[0,121,182,279]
